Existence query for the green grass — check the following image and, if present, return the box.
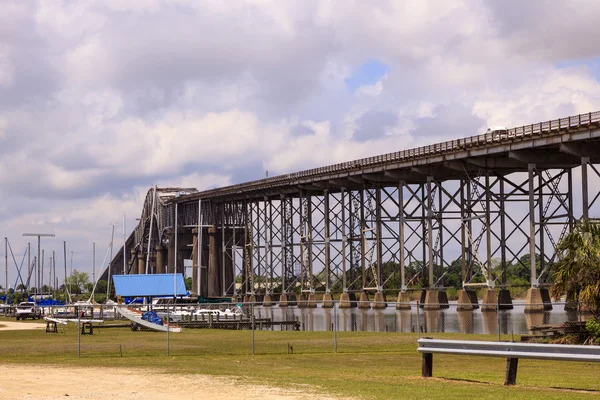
[0,317,599,399]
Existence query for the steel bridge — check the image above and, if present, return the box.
[106,111,600,310]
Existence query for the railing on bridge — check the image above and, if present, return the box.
[189,111,600,198]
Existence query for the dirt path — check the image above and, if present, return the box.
[0,365,348,400]
[0,320,46,331]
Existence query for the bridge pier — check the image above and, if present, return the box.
[525,288,552,312]
[373,291,387,309]
[155,246,166,274]
[322,293,334,308]
[423,290,449,310]
[339,292,357,308]
[457,290,478,311]
[481,289,497,312]
[498,289,513,310]
[358,292,371,309]
[396,291,411,310]
[263,294,274,306]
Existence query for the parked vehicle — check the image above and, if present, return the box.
[15,302,42,320]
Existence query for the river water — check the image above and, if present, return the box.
[251,301,585,334]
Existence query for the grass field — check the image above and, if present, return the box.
[1,317,599,399]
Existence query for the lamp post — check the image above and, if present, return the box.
[23,233,55,300]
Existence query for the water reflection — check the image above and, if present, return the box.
[457,311,474,334]
[249,301,586,335]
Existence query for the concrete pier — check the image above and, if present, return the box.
[306,293,317,308]
[137,256,145,275]
[481,289,497,312]
[322,293,334,308]
[524,288,545,313]
[540,288,553,311]
[457,290,477,311]
[263,294,274,306]
[279,293,297,307]
[423,290,439,310]
[497,289,513,310]
[297,294,308,308]
[373,292,387,309]
[155,246,166,274]
[339,292,357,308]
[243,294,256,304]
[358,292,371,309]
[396,291,411,310]
[423,290,449,310]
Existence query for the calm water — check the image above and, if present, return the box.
[250,301,584,334]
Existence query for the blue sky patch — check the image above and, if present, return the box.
[555,57,600,80]
[345,60,388,92]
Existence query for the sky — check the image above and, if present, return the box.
[2,0,600,288]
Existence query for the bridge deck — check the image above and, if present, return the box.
[175,111,600,202]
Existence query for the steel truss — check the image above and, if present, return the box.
[144,163,593,299]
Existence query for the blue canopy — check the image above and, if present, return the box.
[113,274,187,297]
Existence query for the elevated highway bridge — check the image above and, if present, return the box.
[105,111,600,310]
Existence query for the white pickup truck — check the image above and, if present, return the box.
[15,302,42,320]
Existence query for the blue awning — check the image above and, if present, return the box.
[112,274,187,297]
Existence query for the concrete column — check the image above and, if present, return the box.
[129,249,137,274]
[358,292,370,309]
[373,291,387,309]
[167,233,175,274]
[306,293,317,308]
[481,289,497,312]
[423,290,439,310]
[524,287,544,312]
[208,227,220,298]
[498,289,513,310]
[322,293,334,308]
[263,294,273,306]
[457,290,476,311]
[278,293,288,307]
[396,291,411,310]
[339,292,356,308]
[137,254,145,275]
[155,246,166,274]
[297,293,308,308]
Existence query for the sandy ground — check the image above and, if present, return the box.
[0,320,47,331]
[0,321,348,400]
[0,365,348,400]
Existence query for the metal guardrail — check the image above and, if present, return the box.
[418,338,600,385]
[417,338,600,361]
[182,110,600,200]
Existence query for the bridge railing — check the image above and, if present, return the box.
[189,110,600,197]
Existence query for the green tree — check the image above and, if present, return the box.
[185,277,192,290]
[95,280,108,295]
[552,221,600,314]
[66,270,90,295]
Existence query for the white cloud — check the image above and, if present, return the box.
[3,0,600,283]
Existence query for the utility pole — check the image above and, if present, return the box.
[23,233,54,302]
[53,250,56,299]
[92,242,96,285]
[41,249,45,293]
[4,237,7,295]
[107,223,116,300]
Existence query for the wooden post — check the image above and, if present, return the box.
[422,353,433,377]
[504,358,518,385]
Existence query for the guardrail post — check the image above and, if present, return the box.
[422,352,433,378]
[504,358,518,386]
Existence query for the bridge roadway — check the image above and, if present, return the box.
[177,111,600,201]
[107,111,600,312]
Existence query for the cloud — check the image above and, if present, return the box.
[2,0,600,284]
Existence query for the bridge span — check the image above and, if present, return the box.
[104,111,600,311]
